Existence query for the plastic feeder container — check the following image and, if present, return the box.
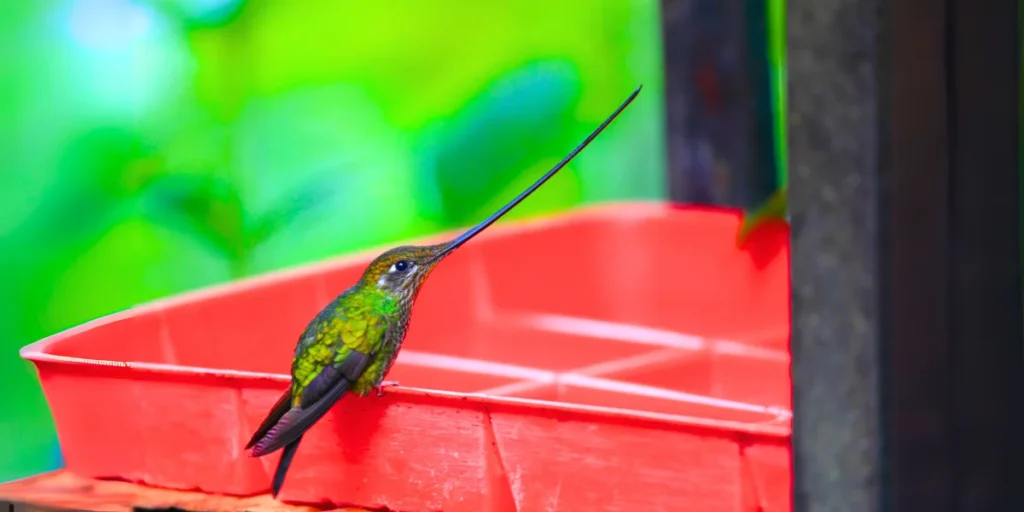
[22,202,793,512]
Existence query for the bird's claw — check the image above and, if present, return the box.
[375,380,400,397]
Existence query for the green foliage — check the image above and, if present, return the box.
[141,171,339,278]
[768,0,788,188]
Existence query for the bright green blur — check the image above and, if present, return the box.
[768,0,788,188]
[0,0,669,480]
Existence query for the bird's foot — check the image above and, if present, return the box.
[375,380,400,397]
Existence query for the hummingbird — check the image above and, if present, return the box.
[245,85,642,498]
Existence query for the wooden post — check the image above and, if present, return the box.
[787,0,1024,510]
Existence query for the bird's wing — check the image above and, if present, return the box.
[249,342,377,457]
[249,346,371,456]
[244,340,376,451]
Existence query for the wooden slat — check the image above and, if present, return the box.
[0,471,370,512]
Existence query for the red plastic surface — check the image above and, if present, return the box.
[22,202,793,512]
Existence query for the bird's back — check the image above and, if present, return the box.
[290,289,376,386]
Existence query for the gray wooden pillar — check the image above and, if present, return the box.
[787,0,1024,510]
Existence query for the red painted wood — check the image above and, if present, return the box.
[742,442,792,512]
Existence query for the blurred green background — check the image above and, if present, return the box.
[0,0,787,479]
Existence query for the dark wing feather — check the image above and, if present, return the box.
[250,348,372,457]
[338,343,377,380]
[245,389,292,450]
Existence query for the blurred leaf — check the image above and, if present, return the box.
[141,172,246,261]
[737,187,788,244]
[249,172,339,248]
[43,216,227,332]
[233,84,425,272]
[5,126,161,244]
[141,169,342,277]
[149,0,247,28]
[424,60,582,226]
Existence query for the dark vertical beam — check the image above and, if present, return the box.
[788,0,1023,511]
[659,0,776,207]
[742,0,780,204]
[880,0,956,508]
[946,0,1024,508]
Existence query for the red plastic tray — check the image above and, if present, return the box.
[22,202,793,512]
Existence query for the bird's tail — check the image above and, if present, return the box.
[250,368,355,497]
[271,435,303,498]
[250,376,351,457]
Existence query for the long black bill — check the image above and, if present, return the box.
[435,85,642,260]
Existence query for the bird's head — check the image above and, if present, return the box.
[360,242,455,300]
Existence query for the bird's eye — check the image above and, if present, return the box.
[393,260,411,272]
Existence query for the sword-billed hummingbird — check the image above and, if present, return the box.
[246,85,642,497]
